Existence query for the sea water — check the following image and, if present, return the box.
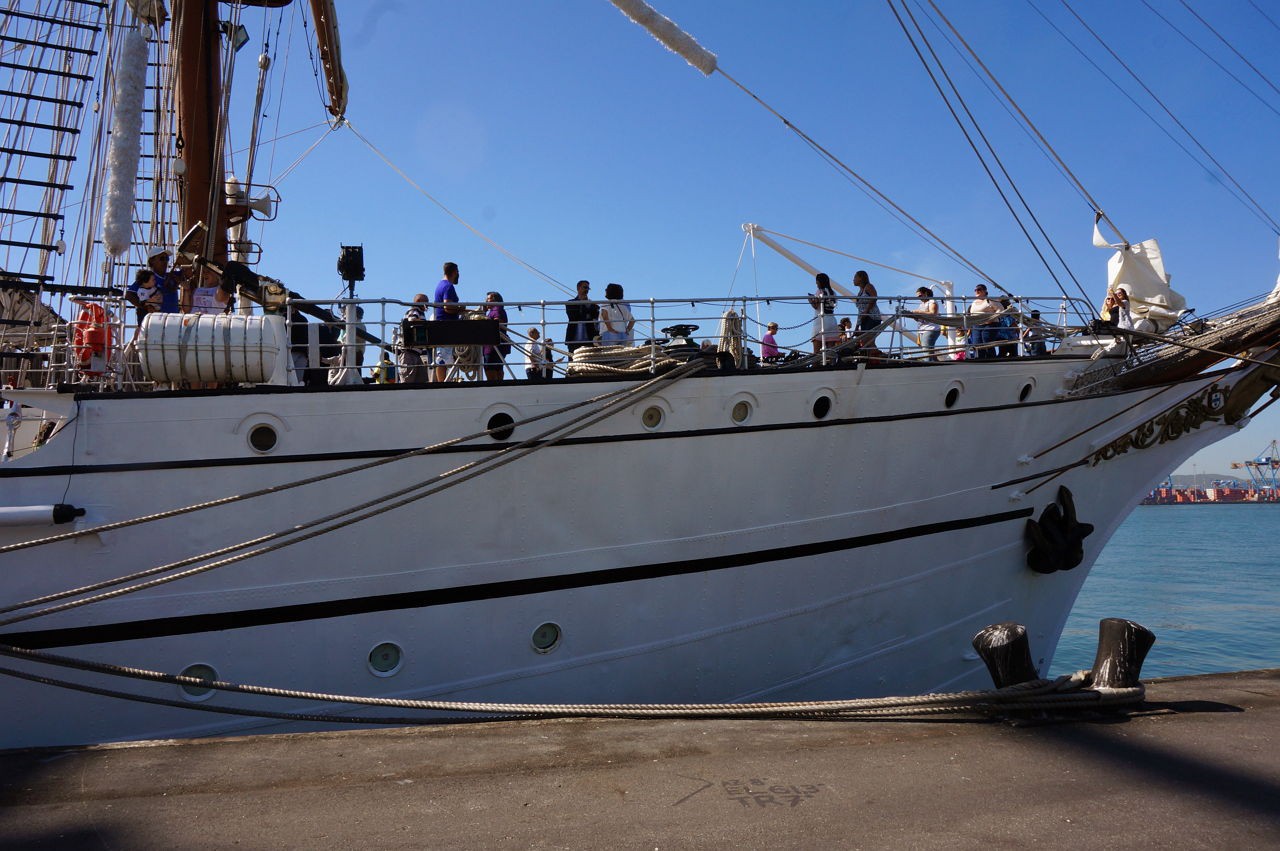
[1051,504,1280,678]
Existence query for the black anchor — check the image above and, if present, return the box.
[1025,486,1095,574]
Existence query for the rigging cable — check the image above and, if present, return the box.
[605,1,1004,290]
[894,0,1090,315]
[1140,0,1280,121]
[1249,0,1280,34]
[344,119,572,295]
[751,226,946,285]
[1057,0,1280,236]
[714,68,1003,291]
[1022,1,1240,233]
[924,0,1128,248]
[915,10,1086,213]
[1179,0,1280,103]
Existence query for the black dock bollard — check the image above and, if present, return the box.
[972,622,1040,688]
[1089,618,1156,689]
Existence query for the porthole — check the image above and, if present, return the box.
[731,400,752,424]
[1019,382,1034,402]
[642,406,664,430]
[179,663,218,701]
[248,423,278,453]
[531,622,562,654]
[944,387,960,409]
[367,642,404,677]
[812,395,832,420]
[487,412,516,441]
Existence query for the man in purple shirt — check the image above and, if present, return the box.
[433,261,463,381]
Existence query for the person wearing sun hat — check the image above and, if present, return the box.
[761,321,780,360]
[125,245,180,322]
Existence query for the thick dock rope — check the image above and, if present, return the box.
[0,642,1144,725]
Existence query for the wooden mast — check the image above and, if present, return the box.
[172,0,228,263]
[170,0,342,265]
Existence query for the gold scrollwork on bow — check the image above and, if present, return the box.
[1090,384,1229,466]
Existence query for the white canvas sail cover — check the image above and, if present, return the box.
[1101,238,1186,333]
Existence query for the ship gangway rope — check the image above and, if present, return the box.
[0,642,1145,724]
[0,358,701,627]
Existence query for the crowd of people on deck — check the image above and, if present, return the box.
[388,264,642,384]
[763,270,1063,363]
[125,249,1152,387]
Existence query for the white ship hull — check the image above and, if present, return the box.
[0,355,1250,748]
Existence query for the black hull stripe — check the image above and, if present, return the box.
[0,507,1033,650]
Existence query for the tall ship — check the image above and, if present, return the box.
[1,0,1278,749]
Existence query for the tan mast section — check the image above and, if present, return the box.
[172,0,344,263]
[173,0,227,261]
[308,0,348,119]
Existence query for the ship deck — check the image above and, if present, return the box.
[1,669,1276,848]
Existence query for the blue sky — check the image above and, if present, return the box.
[219,0,1279,474]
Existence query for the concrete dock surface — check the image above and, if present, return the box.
[0,669,1276,849]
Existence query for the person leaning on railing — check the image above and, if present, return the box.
[398,293,431,384]
[565,279,599,352]
[967,283,1001,359]
[914,287,941,359]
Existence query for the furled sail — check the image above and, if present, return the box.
[100,30,150,257]
[1094,221,1187,333]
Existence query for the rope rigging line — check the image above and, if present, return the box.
[266,121,337,186]
[1022,2,1237,237]
[0,642,1146,720]
[751,227,946,285]
[0,361,704,627]
[1249,0,1280,34]
[724,228,751,298]
[709,67,1003,291]
[913,8,1088,214]
[893,0,1090,316]
[1140,0,1280,122]
[925,0,1127,246]
[905,1,1097,321]
[1178,0,1280,103]
[1057,0,1280,236]
[343,119,572,296]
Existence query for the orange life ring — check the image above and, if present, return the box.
[71,303,112,374]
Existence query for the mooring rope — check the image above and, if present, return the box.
[0,642,1144,722]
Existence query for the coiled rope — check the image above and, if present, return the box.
[0,361,703,627]
[565,344,683,376]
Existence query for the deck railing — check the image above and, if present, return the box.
[1,292,1099,392]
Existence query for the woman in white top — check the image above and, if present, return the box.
[914,286,941,358]
[808,272,839,354]
[599,282,635,345]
